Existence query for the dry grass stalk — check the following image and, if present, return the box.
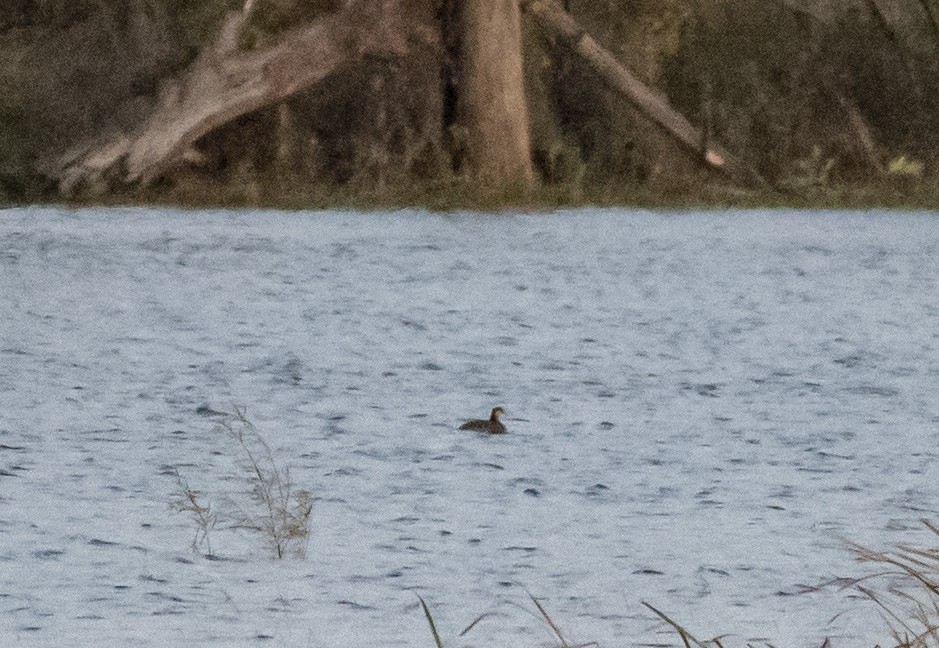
[170,469,219,554]
[847,520,939,648]
[221,405,312,559]
[417,589,596,648]
[172,405,312,559]
[416,594,445,648]
[642,601,732,648]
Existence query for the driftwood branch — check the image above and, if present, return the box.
[45,0,416,195]
[521,0,769,189]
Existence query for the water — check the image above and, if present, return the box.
[1,207,937,647]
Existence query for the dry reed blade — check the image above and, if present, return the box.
[641,602,708,648]
[526,589,569,647]
[858,585,918,637]
[416,594,444,648]
[711,635,733,648]
[459,612,495,637]
[885,557,939,597]
[894,548,937,568]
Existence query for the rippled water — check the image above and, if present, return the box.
[1,207,938,647]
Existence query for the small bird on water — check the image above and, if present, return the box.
[459,407,507,434]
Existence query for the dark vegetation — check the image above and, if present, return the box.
[2,0,939,209]
[665,0,939,186]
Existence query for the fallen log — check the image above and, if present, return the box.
[44,0,421,195]
[520,0,769,190]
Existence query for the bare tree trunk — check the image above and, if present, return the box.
[456,0,534,186]
[44,0,422,195]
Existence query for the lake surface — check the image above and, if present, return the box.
[1,207,938,647]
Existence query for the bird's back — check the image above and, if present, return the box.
[459,419,506,434]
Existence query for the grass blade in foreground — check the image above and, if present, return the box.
[527,589,570,647]
[459,612,496,637]
[642,601,710,648]
[522,589,599,647]
[416,594,445,648]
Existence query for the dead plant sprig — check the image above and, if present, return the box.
[847,520,939,648]
[220,405,313,559]
[172,405,312,559]
[170,469,218,555]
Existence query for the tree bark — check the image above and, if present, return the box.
[44,0,425,195]
[456,0,534,186]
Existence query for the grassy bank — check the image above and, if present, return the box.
[17,173,938,213]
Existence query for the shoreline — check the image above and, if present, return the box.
[4,179,939,213]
